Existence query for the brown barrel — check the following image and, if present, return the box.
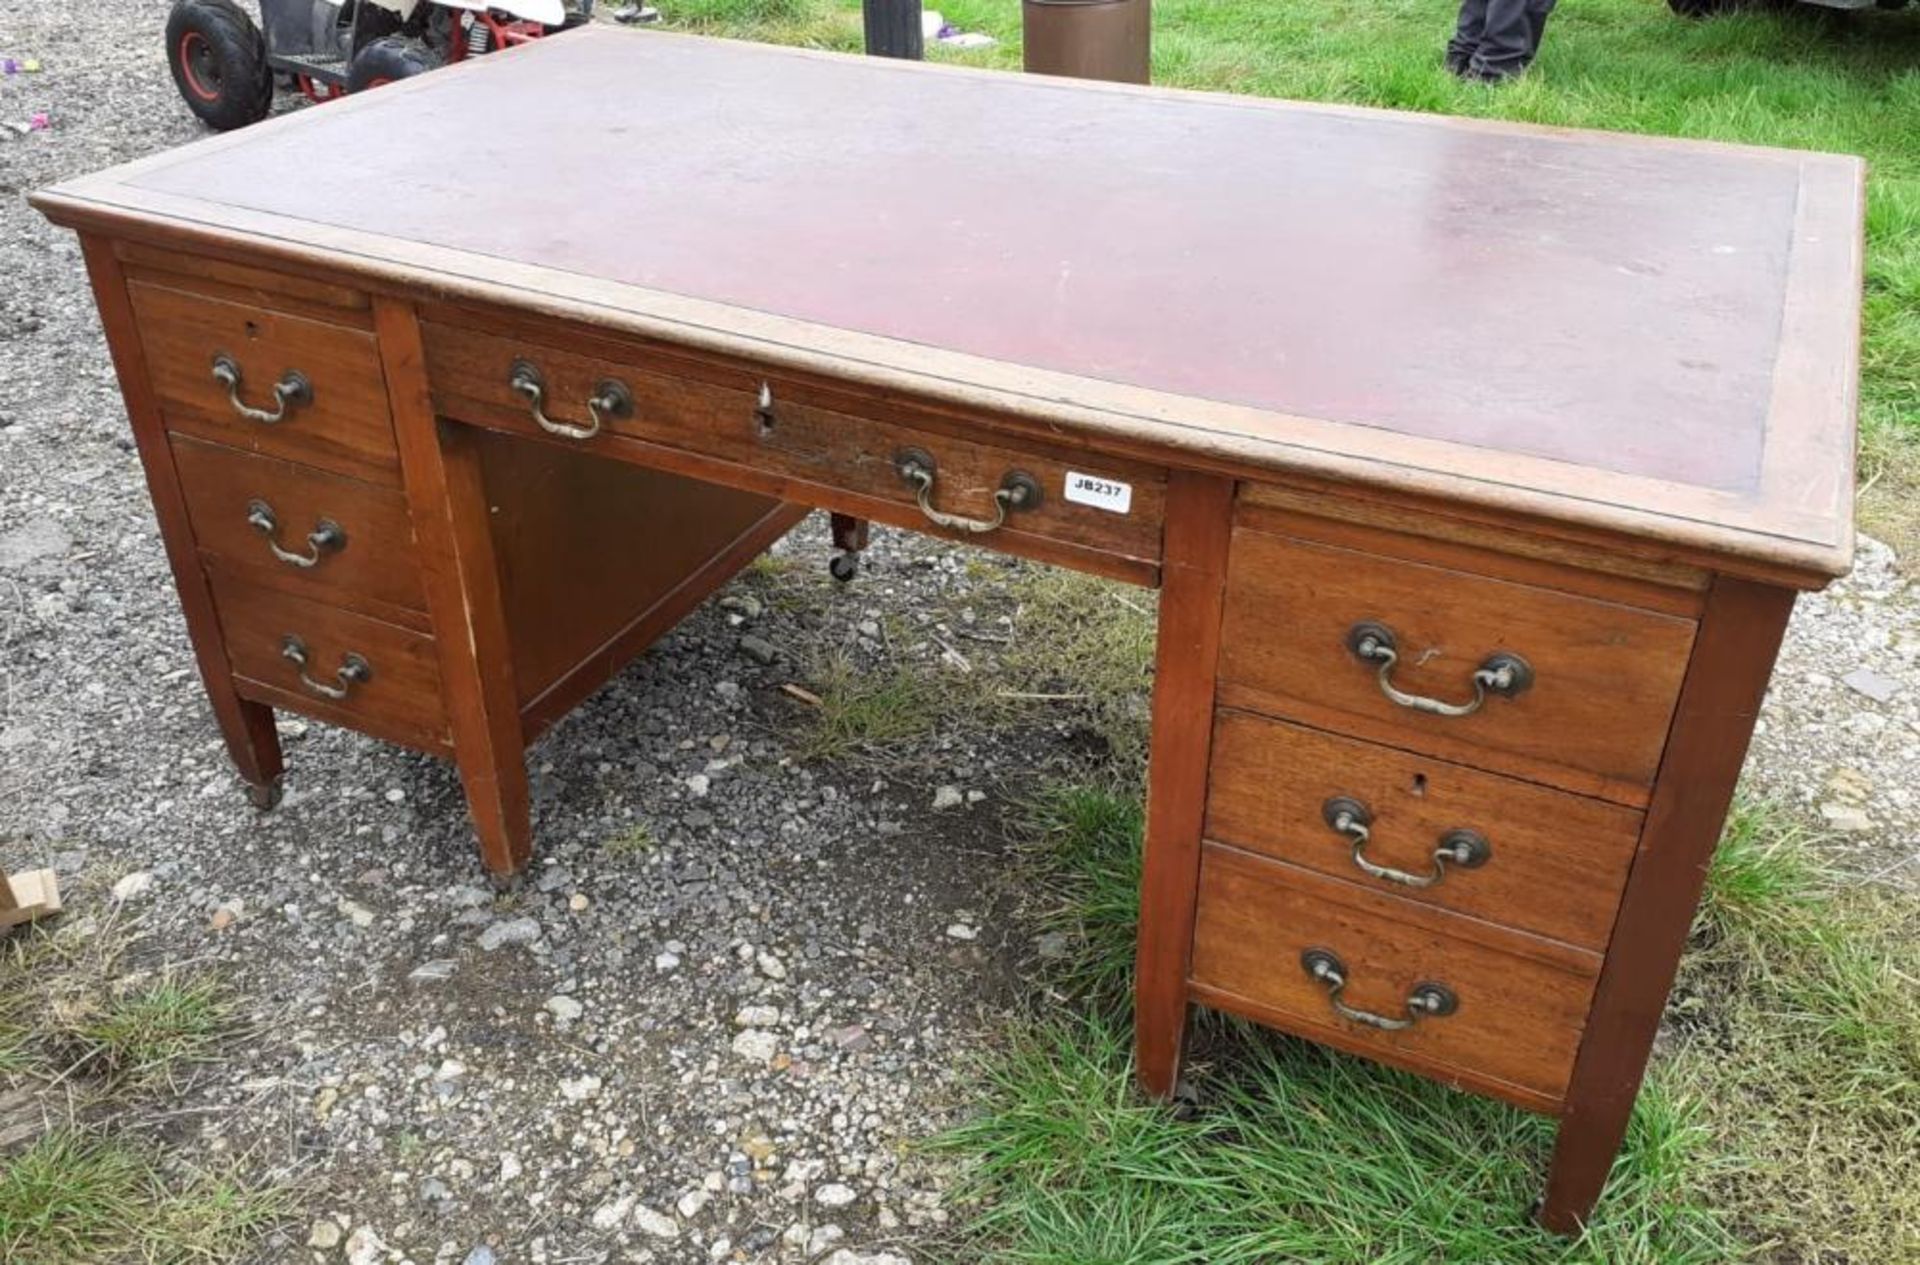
[1022,0,1151,85]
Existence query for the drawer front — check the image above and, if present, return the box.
[1191,843,1598,1109]
[209,573,448,752]
[1206,711,1642,951]
[128,280,398,481]
[173,435,425,615]
[420,322,1165,570]
[1217,528,1697,796]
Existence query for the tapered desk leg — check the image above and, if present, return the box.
[1135,471,1236,1098]
[79,236,284,804]
[1537,577,1795,1232]
[376,299,532,876]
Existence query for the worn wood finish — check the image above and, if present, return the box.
[1206,710,1643,951]
[1218,527,1699,801]
[377,299,532,875]
[129,281,398,482]
[117,238,374,319]
[422,319,1166,570]
[470,430,799,710]
[436,384,1159,588]
[1235,489,1710,618]
[172,434,425,613]
[1537,578,1797,1232]
[209,567,448,752]
[79,235,285,801]
[1192,842,1599,1110]
[1134,471,1236,1099]
[30,29,1860,586]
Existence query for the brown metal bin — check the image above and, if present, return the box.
[1023,0,1151,85]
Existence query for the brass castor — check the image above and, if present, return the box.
[245,779,283,810]
[829,552,859,582]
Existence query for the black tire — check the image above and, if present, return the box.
[165,0,272,131]
[346,35,442,93]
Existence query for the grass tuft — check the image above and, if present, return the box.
[794,651,950,761]
[0,1131,149,1264]
[58,972,235,1090]
[604,821,660,858]
[0,1130,288,1265]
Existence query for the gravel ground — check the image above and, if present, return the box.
[2,4,1916,1263]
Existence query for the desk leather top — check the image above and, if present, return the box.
[34,27,1862,581]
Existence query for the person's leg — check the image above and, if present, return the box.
[1446,0,1489,75]
[1525,0,1558,60]
[1465,0,1536,79]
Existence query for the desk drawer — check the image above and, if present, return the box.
[1190,842,1598,1110]
[419,322,1165,574]
[1206,711,1642,951]
[173,435,424,616]
[128,280,398,482]
[1216,527,1696,798]
[209,573,448,753]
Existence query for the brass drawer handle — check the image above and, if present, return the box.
[895,447,1042,535]
[1321,797,1491,889]
[210,354,312,425]
[508,359,633,441]
[1301,949,1457,1031]
[1346,621,1532,718]
[280,635,372,701]
[246,499,345,569]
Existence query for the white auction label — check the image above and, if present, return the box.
[1063,471,1133,515]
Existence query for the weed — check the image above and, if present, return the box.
[793,652,949,762]
[605,821,659,858]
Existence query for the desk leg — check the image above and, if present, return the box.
[377,299,532,876]
[1134,472,1236,1099]
[1537,577,1794,1231]
[79,236,284,804]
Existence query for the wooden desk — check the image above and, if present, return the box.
[33,27,1860,1231]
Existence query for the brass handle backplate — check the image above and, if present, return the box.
[280,635,371,701]
[1301,949,1457,1031]
[508,359,633,441]
[247,499,345,569]
[895,447,1042,535]
[1321,796,1491,889]
[1345,621,1532,718]
[211,354,311,425]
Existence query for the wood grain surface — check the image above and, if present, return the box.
[1191,841,1599,1110]
[171,434,425,613]
[130,281,398,482]
[1217,527,1698,799]
[1206,710,1643,950]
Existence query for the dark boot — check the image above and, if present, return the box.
[1464,0,1537,80]
[1446,0,1489,76]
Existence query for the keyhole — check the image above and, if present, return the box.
[244,320,260,339]
[1410,773,1428,797]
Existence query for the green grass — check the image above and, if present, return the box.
[62,973,235,1089]
[665,0,1920,549]
[998,573,1158,766]
[935,785,1920,1262]
[1,921,290,1262]
[0,1130,288,1265]
[604,820,661,857]
[794,650,951,760]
